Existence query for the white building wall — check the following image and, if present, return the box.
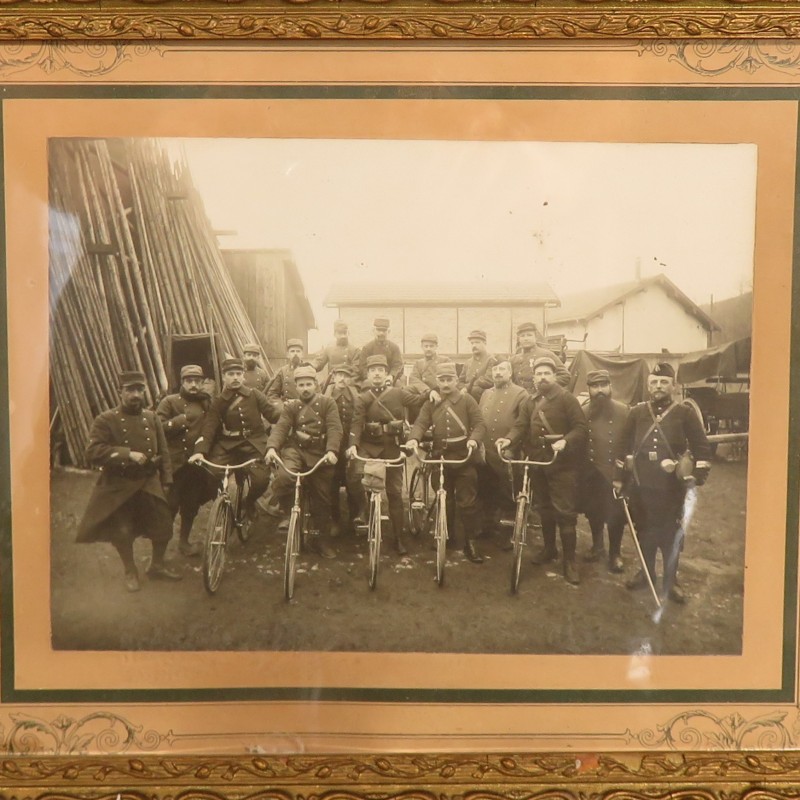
[404,306,458,354]
[339,306,405,350]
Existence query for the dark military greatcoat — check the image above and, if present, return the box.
[76,406,172,543]
[156,391,211,471]
[462,353,499,401]
[267,393,343,466]
[357,339,404,384]
[409,354,451,394]
[351,385,422,458]
[243,365,269,392]
[266,364,301,404]
[510,345,570,392]
[409,393,485,459]
[581,397,629,482]
[313,342,360,375]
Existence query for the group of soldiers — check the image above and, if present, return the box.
[76,317,712,603]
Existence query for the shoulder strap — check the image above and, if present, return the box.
[444,402,468,436]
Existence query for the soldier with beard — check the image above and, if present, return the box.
[577,369,629,573]
[510,322,570,393]
[156,364,216,556]
[242,342,269,392]
[477,360,528,544]
[189,358,279,519]
[613,362,712,604]
[497,356,587,584]
[267,339,306,407]
[266,365,343,559]
[77,371,181,592]
[313,320,360,387]
[461,329,498,402]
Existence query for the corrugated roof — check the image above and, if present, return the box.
[550,274,719,331]
[324,280,560,307]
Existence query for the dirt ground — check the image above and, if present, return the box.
[50,456,746,655]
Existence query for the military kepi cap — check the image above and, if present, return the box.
[373,317,390,329]
[221,357,244,373]
[293,365,317,381]
[334,319,348,331]
[180,364,204,379]
[467,329,487,342]
[332,363,354,376]
[421,332,438,345]
[435,361,458,378]
[532,356,557,371]
[286,338,304,349]
[366,354,389,369]
[651,361,676,379]
[517,322,538,335]
[119,370,146,387]
[586,369,611,385]
[242,342,261,353]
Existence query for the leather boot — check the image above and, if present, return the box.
[532,520,558,564]
[463,540,484,563]
[561,525,580,585]
[563,558,580,585]
[390,508,408,556]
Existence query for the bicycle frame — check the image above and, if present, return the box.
[197,457,258,502]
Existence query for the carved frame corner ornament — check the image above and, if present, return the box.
[0,1,799,41]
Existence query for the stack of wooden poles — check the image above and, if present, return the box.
[49,138,265,467]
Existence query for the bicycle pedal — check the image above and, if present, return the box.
[499,520,515,527]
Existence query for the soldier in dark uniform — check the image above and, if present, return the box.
[477,360,528,544]
[461,329,499,402]
[76,370,182,592]
[267,338,306,407]
[510,322,570,393]
[409,333,449,396]
[156,364,215,556]
[613,362,712,604]
[242,342,269,392]
[407,361,486,563]
[577,369,629,573]
[357,317,404,385]
[313,320,360,388]
[324,363,363,535]
[266,365,343,559]
[497,356,588,584]
[189,358,279,518]
[347,354,426,555]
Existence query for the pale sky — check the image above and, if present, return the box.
[170,138,757,345]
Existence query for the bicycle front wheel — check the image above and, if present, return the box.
[203,495,231,595]
[434,495,447,587]
[367,493,382,590]
[234,473,253,544]
[510,495,529,594]
[283,507,302,600]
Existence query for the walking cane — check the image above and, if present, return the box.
[613,488,662,610]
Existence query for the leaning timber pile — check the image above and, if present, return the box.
[49,138,266,467]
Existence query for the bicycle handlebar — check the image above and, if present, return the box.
[270,454,329,479]
[410,446,475,466]
[196,457,259,471]
[349,452,406,466]
[498,448,559,467]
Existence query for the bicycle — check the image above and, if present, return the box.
[406,442,434,535]
[409,445,475,587]
[349,451,406,590]
[196,457,258,595]
[497,446,558,594]
[269,453,329,600]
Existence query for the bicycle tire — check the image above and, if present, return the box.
[434,495,447,587]
[203,495,230,595]
[234,473,253,544]
[408,467,428,536]
[283,506,301,600]
[510,495,529,594]
[367,493,381,590]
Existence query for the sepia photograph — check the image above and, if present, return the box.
[47,135,755,657]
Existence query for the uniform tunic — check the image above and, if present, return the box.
[267,393,344,531]
[408,354,450,394]
[510,345,570,392]
[324,383,362,516]
[76,406,172,544]
[357,339,404,384]
[266,364,301,404]
[243,365,269,392]
[462,353,499,401]
[313,342,360,375]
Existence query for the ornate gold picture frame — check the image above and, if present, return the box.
[0,31,798,800]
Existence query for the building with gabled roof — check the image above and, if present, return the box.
[324,280,560,358]
[548,273,719,355]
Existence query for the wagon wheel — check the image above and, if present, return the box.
[682,397,717,455]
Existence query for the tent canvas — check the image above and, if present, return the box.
[568,350,652,406]
[677,337,751,385]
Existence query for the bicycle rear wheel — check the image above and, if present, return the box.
[234,473,253,544]
[434,495,447,587]
[283,506,302,600]
[510,495,529,594]
[203,495,231,595]
[407,467,428,536]
[367,493,382,590]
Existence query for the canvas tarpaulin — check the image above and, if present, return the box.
[569,350,652,405]
[676,337,751,385]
